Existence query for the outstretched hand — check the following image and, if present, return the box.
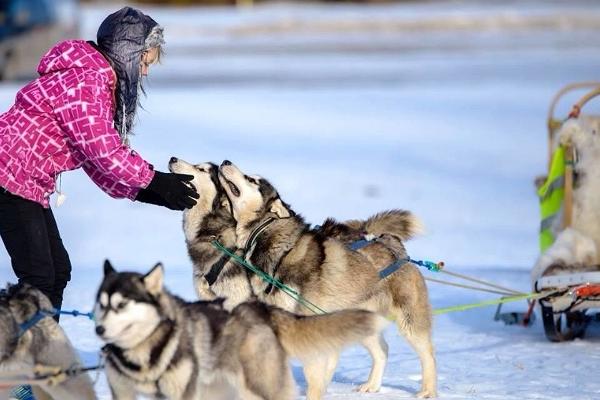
[137,171,199,210]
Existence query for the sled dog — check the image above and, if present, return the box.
[94,260,388,400]
[0,283,96,400]
[217,160,437,398]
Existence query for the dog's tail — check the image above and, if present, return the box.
[269,307,388,359]
[345,209,424,241]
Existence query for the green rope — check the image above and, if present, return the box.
[211,241,327,314]
[212,240,552,317]
[432,292,551,315]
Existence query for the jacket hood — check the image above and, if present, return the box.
[37,40,110,76]
[96,6,164,142]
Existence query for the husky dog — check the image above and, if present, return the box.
[218,160,436,398]
[95,260,388,400]
[168,157,251,308]
[0,283,97,400]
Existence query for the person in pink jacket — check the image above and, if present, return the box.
[0,7,199,315]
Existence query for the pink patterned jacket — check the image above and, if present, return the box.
[0,40,154,208]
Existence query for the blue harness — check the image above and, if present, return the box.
[18,309,94,337]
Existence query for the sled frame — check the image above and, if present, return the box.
[539,82,600,341]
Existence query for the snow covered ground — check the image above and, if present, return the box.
[1,0,600,398]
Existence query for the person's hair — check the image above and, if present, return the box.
[96,7,165,143]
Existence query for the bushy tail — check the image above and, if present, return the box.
[269,308,388,359]
[346,209,424,241]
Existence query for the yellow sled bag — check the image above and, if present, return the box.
[538,145,566,252]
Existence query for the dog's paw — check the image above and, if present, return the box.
[355,382,381,393]
[416,389,437,398]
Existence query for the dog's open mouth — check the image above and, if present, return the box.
[225,179,241,197]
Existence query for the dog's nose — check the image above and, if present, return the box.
[169,157,178,164]
[222,160,231,166]
[95,325,105,336]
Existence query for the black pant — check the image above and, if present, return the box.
[0,188,71,313]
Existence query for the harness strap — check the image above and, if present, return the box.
[349,238,373,251]
[18,308,95,338]
[264,247,294,295]
[244,217,276,256]
[18,310,54,337]
[264,263,281,295]
[243,217,278,293]
[204,252,234,286]
[378,258,410,279]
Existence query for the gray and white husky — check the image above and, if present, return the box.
[94,260,388,400]
[216,160,437,398]
[0,283,96,400]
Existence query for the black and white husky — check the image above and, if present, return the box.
[94,260,388,400]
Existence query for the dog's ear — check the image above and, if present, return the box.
[269,199,290,218]
[143,263,164,295]
[104,260,116,276]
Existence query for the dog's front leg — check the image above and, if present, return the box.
[106,368,137,400]
[109,383,137,400]
[303,354,339,400]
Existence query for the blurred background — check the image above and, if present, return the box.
[1,0,600,274]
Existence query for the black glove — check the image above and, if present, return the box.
[137,171,199,211]
[135,187,170,208]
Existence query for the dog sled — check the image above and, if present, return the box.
[534,82,600,342]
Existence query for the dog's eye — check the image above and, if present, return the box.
[246,176,258,185]
[117,301,128,310]
[195,166,205,172]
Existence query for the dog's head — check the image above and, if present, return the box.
[94,260,165,349]
[169,157,230,214]
[0,283,52,361]
[218,160,292,224]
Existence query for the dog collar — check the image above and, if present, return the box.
[243,217,276,257]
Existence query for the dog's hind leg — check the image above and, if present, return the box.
[356,333,388,393]
[394,310,437,398]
